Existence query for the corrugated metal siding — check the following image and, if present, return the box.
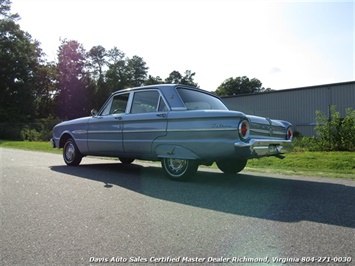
[222,81,355,137]
[330,84,355,117]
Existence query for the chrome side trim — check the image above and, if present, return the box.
[123,129,166,133]
[167,127,238,132]
[72,130,88,134]
[89,128,239,134]
[171,107,187,111]
[88,130,122,134]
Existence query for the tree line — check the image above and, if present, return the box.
[0,0,271,133]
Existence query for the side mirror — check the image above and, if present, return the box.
[91,109,98,117]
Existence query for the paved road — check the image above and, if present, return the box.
[1,148,354,265]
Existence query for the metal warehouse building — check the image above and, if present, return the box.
[222,81,355,137]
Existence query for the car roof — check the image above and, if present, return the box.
[111,84,192,93]
[110,84,219,98]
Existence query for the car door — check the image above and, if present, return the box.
[122,89,168,155]
[87,92,130,156]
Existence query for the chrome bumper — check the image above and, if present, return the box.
[50,138,56,148]
[235,139,293,157]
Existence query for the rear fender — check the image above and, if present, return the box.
[155,145,200,160]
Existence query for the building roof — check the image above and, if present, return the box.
[221,80,355,99]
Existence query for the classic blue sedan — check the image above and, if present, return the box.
[51,84,293,181]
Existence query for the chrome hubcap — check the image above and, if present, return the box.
[167,159,187,174]
[65,143,75,161]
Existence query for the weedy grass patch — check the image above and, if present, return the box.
[245,151,355,179]
[0,140,61,154]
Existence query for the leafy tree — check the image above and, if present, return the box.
[87,45,109,108]
[106,47,127,92]
[126,55,148,87]
[180,70,198,87]
[165,70,182,84]
[87,45,107,80]
[0,0,19,20]
[33,62,57,118]
[214,76,272,96]
[106,50,148,89]
[0,0,43,121]
[144,75,163,85]
[165,70,198,87]
[55,39,91,119]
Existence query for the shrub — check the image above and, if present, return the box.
[341,108,355,149]
[20,126,41,141]
[314,106,355,151]
[1,117,61,141]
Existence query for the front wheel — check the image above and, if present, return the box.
[63,138,82,166]
[161,158,198,181]
[217,159,247,174]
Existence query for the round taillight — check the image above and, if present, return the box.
[239,120,250,140]
[286,127,293,140]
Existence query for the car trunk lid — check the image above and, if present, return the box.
[246,115,286,140]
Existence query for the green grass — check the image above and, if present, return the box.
[1,140,354,179]
[244,151,355,179]
[0,140,61,154]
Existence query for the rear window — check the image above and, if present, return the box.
[177,88,228,110]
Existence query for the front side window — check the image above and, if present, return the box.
[101,93,129,116]
[177,88,228,110]
[131,90,167,114]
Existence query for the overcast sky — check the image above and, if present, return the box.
[10,0,354,91]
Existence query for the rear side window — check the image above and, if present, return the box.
[131,90,168,113]
[177,88,228,110]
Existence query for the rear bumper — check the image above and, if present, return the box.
[235,139,293,158]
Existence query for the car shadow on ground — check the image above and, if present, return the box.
[50,162,355,228]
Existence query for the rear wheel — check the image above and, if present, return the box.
[217,159,247,174]
[161,158,198,181]
[63,138,82,166]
